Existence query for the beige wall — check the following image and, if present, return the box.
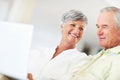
[8,0,36,23]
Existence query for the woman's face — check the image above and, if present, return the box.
[61,20,86,45]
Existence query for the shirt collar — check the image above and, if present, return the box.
[102,46,120,54]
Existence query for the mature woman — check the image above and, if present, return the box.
[28,9,89,80]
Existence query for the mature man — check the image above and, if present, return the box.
[59,6,120,80]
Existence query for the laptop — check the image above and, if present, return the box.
[0,21,34,80]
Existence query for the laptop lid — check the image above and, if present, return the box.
[0,21,34,80]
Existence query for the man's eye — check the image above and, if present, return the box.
[96,24,99,28]
[103,26,107,28]
[97,26,99,28]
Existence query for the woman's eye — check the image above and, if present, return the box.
[70,24,75,27]
[79,27,83,31]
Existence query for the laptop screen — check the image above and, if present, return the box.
[0,21,34,80]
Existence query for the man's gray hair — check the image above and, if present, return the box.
[61,10,88,25]
[100,6,120,29]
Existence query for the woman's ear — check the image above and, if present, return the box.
[60,24,64,30]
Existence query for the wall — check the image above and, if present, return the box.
[0,0,111,54]
[30,0,110,54]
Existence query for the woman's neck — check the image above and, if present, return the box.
[52,43,75,58]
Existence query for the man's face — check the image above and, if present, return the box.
[96,12,120,49]
[61,20,86,45]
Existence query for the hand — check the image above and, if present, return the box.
[27,73,33,80]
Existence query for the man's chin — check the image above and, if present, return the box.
[99,43,106,48]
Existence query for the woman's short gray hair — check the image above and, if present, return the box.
[100,6,120,29]
[61,10,88,25]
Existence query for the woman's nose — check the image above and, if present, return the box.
[74,27,80,33]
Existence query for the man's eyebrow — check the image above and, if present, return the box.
[96,24,108,27]
[96,24,98,26]
[102,24,108,26]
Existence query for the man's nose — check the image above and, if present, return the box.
[97,28,103,35]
